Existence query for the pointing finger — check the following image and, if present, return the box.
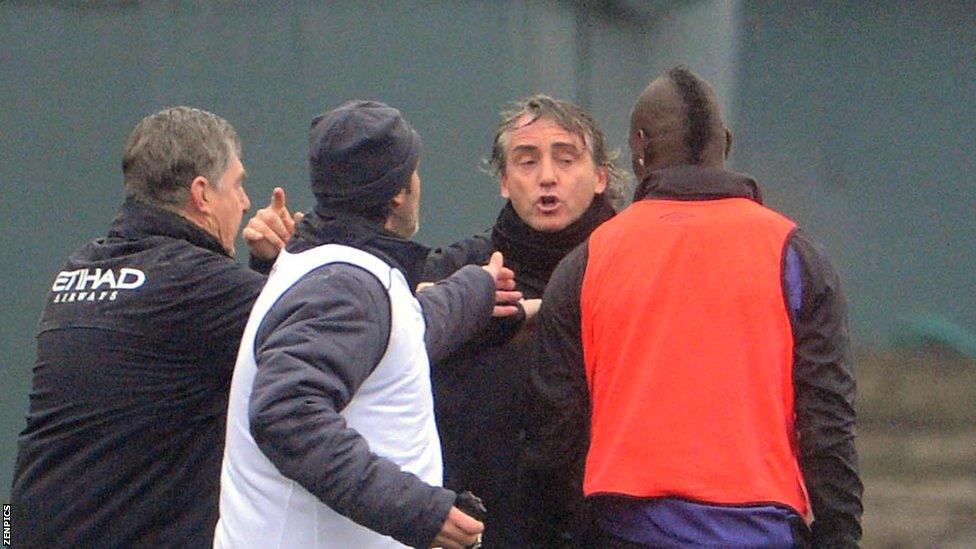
[271,188,297,234]
[489,251,504,271]
[270,187,286,211]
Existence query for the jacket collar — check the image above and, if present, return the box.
[634,166,764,204]
[288,208,430,292]
[107,199,230,257]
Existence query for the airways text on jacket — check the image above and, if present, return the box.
[50,267,146,303]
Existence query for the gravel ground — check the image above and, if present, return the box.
[855,349,976,548]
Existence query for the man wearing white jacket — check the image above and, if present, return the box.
[216,100,518,548]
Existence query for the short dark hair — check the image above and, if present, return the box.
[486,95,626,205]
[666,66,713,165]
[122,106,241,209]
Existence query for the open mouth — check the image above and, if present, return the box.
[538,196,559,211]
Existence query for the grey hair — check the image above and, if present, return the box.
[486,94,628,207]
[122,106,241,209]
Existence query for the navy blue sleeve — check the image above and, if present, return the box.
[248,264,455,548]
[416,265,496,364]
[423,233,533,358]
[248,252,276,275]
[786,229,863,547]
[519,243,592,547]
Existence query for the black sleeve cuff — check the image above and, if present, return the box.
[248,253,276,275]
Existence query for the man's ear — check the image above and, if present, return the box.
[499,174,511,199]
[188,175,212,214]
[595,165,608,194]
[629,128,649,180]
[390,186,408,207]
[724,127,734,158]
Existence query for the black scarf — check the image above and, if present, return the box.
[491,194,615,293]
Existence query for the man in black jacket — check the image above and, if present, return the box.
[217,100,521,549]
[521,66,863,548]
[423,95,622,547]
[10,106,300,547]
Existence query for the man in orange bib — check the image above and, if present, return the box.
[519,66,863,548]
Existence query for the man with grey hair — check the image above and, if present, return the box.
[10,106,300,547]
[423,95,622,547]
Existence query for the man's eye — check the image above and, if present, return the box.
[518,159,537,167]
[556,156,575,165]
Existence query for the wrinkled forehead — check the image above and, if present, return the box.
[507,114,587,153]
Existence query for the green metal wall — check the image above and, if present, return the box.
[2,0,731,505]
[7,0,971,512]
[733,1,976,347]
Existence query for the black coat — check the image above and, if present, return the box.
[423,198,615,548]
[11,200,269,547]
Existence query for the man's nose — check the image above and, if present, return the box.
[241,190,251,211]
[539,156,557,187]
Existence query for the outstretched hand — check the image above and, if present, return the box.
[242,187,304,260]
[482,251,521,317]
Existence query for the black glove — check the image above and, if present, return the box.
[455,491,487,549]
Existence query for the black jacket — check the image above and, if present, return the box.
[520,167,863,548]
[247,210,498,548]
[423,198,615,548]
[11,200,269,548]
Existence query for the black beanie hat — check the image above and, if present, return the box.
[308,100,422,213]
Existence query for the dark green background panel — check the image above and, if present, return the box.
[0,0,671,504]
[3,0,974,510]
